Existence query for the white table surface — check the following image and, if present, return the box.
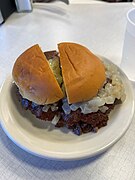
[0,2,135,180]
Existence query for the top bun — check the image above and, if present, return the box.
[12,44,64,105]
[58,42,106,104]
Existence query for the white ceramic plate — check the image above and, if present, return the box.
[0,57,134,161]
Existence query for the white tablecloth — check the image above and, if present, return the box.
[0,2,135,180]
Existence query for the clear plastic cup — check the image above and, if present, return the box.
[121,8,135,81]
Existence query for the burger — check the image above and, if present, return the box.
[12,42,126,135]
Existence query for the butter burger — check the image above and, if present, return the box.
[12,43,126,135]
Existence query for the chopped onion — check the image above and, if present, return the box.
[31,102,39,109]
[51,106,58,111]
[60,61,126,115]
[104,96,115,104]
[99,106,109,113]
[42,105,50,112]
[36,107,42,117]
[80,106,93,114]
[88,97,105,107]
[51,115,60,125]
[70,104,79,111]
[62,101,71,115]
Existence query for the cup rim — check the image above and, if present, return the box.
[127,8,135,27]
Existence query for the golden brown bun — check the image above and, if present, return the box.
[12,44,64,105]
[58,42,106,104]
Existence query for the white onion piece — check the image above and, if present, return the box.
[81,105,99,114]
[62,102,71,115]
[80,106,93,114]
[70,104,78,111]
[51,115,60,125]
[88,97,105,107]
[99,106,109,113]
[90,106,99,112]
[42,105,50,112]
[104,96,115,104]
[70,102,82,111]
[121,93,126,102]
[51,106,58,111]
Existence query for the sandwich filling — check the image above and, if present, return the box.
[16,51,126,135]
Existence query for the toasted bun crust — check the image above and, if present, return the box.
[58,42,106,104]
[12,44,64,105]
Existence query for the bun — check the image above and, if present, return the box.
[58,42,106,104]
[12,44,64,105]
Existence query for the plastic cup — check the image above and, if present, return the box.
[121,8,135,81]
